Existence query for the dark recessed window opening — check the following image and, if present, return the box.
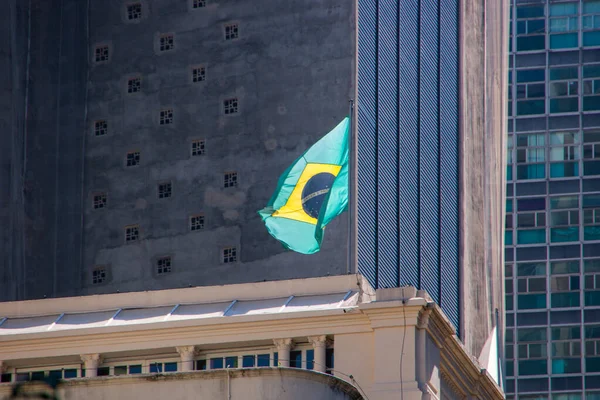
[93,193,107,209]
[224,172,237,188]
[126,151,140,167]
[160,109,173,125]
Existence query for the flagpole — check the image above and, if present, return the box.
[347,99,354,275]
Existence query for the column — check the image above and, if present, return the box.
[80,354,102,378]
[273,338,293,367]
[308,335,327,373]
[176,346,196,372]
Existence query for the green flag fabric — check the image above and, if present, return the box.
[258,117,350,254]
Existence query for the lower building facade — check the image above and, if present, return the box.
[0,275,503,400]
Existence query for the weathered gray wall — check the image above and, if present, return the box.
[2,0,354,300]
[459,0,508,356]
[0,0,28,301]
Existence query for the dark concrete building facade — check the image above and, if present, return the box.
[0,0,507,360]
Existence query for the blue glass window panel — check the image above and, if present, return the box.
[242,355,255,368]
[517,164,545,180]
[129,365,141,374]
[584,15,600,29]
[527,19,546,34]
[508,165,513,180]
[273,352,278,366]
[149,364,161,373]
[552,359,581,374]
[517,6,545,18]
[518,293,547,309]
[584,95,600,111]
[306,349,314,370]
[196,360,207,370]
[508,100,513,117]
[518,359,548,375]
[584,31,600,47]
[552,326,580,340]
[585,259,600,273]
[518,198,546,211]
[507,295,514,311]
[64,369,77,379]
[225,357,238,368]
[506,362,514,377]
[550,67,578,81]
[290,351,302,368]
[584,1,600,13]
[584,65,600,79]
[506,230,513,245]
[550,227,579,243]
[326,349,334,371]
[586,357,600,373]
[585,226,600,241]
[550,33,578,49]
[517,36,546,51]
[518,229,546,244]
[584,194,600,208]
[550,162,579,177]
[550,17,578,32]
[517,100,545,115]
[507,199,513,213]
[30,371,44,381]
[164,362,177,372]
[257,354,269,367]
[551,292,580,308]
[528,83,546,98]
[518,262,546,276]
[586,325,600,339]
[517,21,527,34]
[210,358,223,369]
[517,69,546,83]
[551,261,580,274]
[48,370,62,381]
[550,3,578,16]
[585,291,600,306]
[584,161,600,176]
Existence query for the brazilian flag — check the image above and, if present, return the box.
[258,118,350,254]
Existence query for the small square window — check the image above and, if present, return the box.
[190,214,204,231]
[192,66,206,82]
[157,256,172,274]
[224,172,237,188]
[94,45,109,63]
[191,139,205,156]
[92,267,107,285]
[158,182,172,199]
[222,247,237,263]
[127,77,141,93]
[160,34,174,52]
[94,120,107,136]
[125,225,139,242]
[126,151,140,167]
[93,193,107,209]
[127,3,142,20]
[224,23,239,40]
[223,98,238,115]
[193,0,206,8]
[160,109,173,125]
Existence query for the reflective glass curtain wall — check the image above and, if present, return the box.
[506,0,600,398]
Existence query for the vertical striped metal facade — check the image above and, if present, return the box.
[356,0,460,329]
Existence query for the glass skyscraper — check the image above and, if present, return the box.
[506,0,600,397]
